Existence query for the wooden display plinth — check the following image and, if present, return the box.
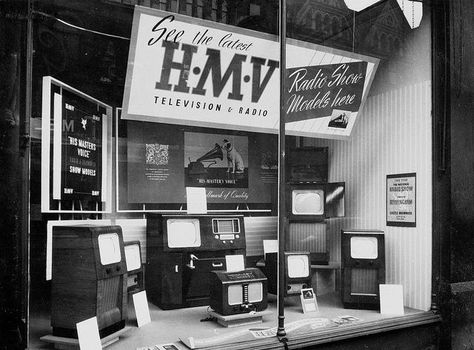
[209,310,272,328]
[40,327,131,349]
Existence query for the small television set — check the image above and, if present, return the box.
[124,240,145,293]
[209,268,268,315]
[264,252,312,296]
[51,225,127,338]
[341,229,385,310]
[287,183,326,222]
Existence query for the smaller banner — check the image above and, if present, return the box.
[286,61,368,124]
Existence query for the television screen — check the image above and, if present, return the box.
[98,233,122,265]
[228,282,263,305]
[292,189,324,215]
[124,243,142,271]
[350,236,378,259]
[287,254,310,278]
[167,218,201,248]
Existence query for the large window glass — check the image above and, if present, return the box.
[281,0,432,342]
[28,0,433,349]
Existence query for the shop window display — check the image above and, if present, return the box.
[26,0,439,349]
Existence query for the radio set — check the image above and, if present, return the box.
[209,268,268,316]
[146,214,246,309]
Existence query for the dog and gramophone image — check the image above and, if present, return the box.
[185,132,248,188]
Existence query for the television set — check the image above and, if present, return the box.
[124,240,145,293]
[51,225,127,338]
[264,252,312,296]
[209,268,268,315]
[287,183,326,222]
[341,229,385,310]
[146,214,246,309]
[160,215,244,252]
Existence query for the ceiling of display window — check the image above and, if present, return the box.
[31,0,423,111]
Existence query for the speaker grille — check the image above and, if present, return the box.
[228,284,242,305]
[350,268,378,296]
[228,283,262,305]
[98,276,121,313]
[288,223,326,252]
[247,282,263,303]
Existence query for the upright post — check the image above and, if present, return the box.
[277,0,287,338]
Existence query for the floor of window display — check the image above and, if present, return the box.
[29,292,429,350]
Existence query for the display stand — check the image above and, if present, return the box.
[40,327,131,349]
[209,310,272,328]
[311,262,341,295]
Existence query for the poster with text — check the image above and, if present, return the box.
[59,90,103,200]
[386,173,416,227]
[125,121,275,205]
[41,76,112,213]
[127,122,185,203]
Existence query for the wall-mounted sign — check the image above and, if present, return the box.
[386,173,416,227]
[122,7,379,139]
[125,120,276,205]
[41,76,112,213]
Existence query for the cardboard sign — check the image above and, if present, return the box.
[300,288,319,313]
[225,254,245,272]
[76,317,102,350]
[380,284,405,315]
[186,187,207,214]
[133,291,152,327]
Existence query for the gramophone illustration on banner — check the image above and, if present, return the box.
[187,143,224,175]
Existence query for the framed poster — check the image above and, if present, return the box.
[386,173,416,227]
[41,76,112,213]
[118,109,277,212]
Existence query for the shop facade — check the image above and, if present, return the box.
[1,0,472,349]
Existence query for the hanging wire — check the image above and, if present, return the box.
[352,10,355,52]
[34,10,131,41]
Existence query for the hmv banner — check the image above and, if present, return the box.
[123,7,379,139]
